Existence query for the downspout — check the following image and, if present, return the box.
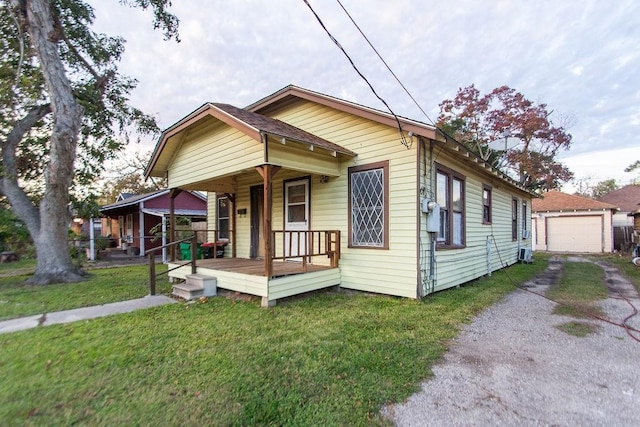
[486,235,492,276]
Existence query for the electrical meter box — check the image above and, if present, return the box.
[426,203,440,233]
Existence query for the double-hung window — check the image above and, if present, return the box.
[436,164,465,248]
[348,161,389,249]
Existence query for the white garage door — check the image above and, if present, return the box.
[546,216,602,253]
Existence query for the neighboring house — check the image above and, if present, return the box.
[532,190,617,253]
[100,190,207,256]
[145,85,534,306]
[597,184,640,250]
[629,203,640,254]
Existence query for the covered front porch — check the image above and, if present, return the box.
[167,256,341,306]
[145,101,356,305]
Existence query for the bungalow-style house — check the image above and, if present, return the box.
[597,184,640,250]
[145,85,534,306]
[100,190,207,257]
[532,190,617,253]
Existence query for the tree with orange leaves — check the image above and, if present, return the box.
[438,85,573,192]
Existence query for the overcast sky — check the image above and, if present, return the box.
[92,0,640,190]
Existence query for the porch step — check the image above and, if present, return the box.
[172,274,217,300]
[172,282,204,300]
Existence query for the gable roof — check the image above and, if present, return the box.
[247,85,439,140]
[145,100,356,178]
[212,103,356,156]
[532,190,618,212]
[145,84,533,196]
[116,192,136,201]
[596,185,640,212]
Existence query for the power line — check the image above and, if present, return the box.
[335,0,435,126]
[301,0,411,149]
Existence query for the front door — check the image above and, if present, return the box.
[284,178,310,259]
[250,185,264,258]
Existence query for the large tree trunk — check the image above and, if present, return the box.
[16,0,85,284]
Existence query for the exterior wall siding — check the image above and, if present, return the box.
[169,118,264,188]
[271,101,419,299]
[418,148,532,294]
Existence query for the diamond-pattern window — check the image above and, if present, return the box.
[349,162,388,248]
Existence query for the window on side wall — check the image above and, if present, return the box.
[217,196,229,240]
[348,161,389,249]
[436,164,465,248]
[512,198,518,241]
[482,184,492,224]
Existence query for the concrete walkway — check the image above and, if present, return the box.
[0,295,176,334]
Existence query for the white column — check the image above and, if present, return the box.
[162,215,168,263]
[89,217,95,261]
[139,202,145,256]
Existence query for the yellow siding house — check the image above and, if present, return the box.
[145,85,534,306]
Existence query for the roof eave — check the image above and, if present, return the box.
[247,85,439,141]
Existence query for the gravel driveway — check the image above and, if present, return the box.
[385,256,640,426]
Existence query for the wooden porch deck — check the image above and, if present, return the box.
[167,257,341,306]
[193,257,333,277]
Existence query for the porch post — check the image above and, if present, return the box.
[256,165,280,277]
[225,193,237,258]
[139,202,145,257]
[161,215,167,263]
[88,217,95,261]
[169,188,183,262]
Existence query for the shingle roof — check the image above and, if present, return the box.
[212,103,357,156]
[532,190,618,212]
[103,190,168,210]
[596,184,640,212]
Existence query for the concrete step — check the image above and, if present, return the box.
[185,274,217,297]
[172,282,204,300]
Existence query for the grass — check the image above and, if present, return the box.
[596,253,640,293]
[0,264,169,321]
[555,321,599,337]
[547,261,607,318]
[0,258,36,277]
[0,258,548,426]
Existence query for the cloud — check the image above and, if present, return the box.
[89,0,640,173]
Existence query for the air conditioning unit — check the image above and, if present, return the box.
[518,248,532,263]
[522,229,531,239]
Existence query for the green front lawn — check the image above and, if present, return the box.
[0,264,169,320]
[0,258,547,426]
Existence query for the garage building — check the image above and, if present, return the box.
[532,191,618,253]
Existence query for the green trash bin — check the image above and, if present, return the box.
[179,242,202,260]
[179,242,191,260]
